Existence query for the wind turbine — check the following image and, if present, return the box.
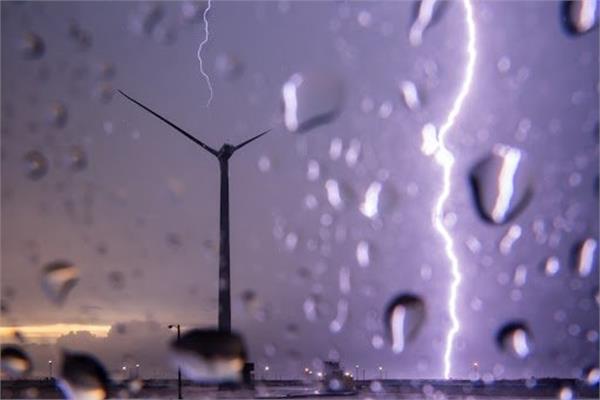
[118,90,271,333]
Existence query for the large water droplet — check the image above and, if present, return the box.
[573,238,597,277]
[325,179,352,210]
[583,365,600,385]
[409,0,448,46]
[1,346,32,378]
[282,72,343,133]
[41,260,79,305]
[18,32,45,59]
[169,329,246,384]
[24,150,48,180]
[470,145,532,224]
[562,0,598,35]
[58,352,110,400]
[384,294,426,353]
[496,321,532,359]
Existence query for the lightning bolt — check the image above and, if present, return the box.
[430,0,477,380]
[197,0,214,107]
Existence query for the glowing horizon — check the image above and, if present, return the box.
[0,324,112,343]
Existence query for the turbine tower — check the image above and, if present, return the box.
[119,90,271,333]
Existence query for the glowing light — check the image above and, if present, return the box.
[430,0,477,380]
[197,0,214,107]
[0,324,111,342]
[390,305,406,353]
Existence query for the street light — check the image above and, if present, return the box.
[48,360,53,379]
[168,324,182,399]
[136,363,141,379]
[378,366,383,379]
[354,365,359,381]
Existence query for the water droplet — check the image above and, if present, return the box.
[92,82,114,104]
[583,365,600,385]
[58,352,110,400]
[181,1,207,23]
[345,139,361,167]
[129,4,164,36]
[303,295,320,322]
[169,329,246,384]
[562,0,598,35]
[66,146,87,172]
[399,81,421,111]
[339,266,351,294]
[573,238,597,277]
[284,232,299,251]
[240,290,267,321]
[329,137,343,160]
[409,0,448,46]
[24,150,48,180]
[356,240,371,268]
[377,101,393,119]
[325,179,349,210]
[166,232,183,249]
[499,225,522,255]
[282,72,343,133]
[558,386,574,400]
[257,156,271,172]
[513,265,527,287]
[18,32,45,59]
[329,299,349,333]
[215,53,243,80]
[47,101,68,128]
[1,346,32,378]
[420,123,438,156]
[108,271,125,290]
[496,321,532,359]
[384,294,426,353]
[41,260,79,305]
[544,256,560,276]
[307,160,320,181]
[470,144,532,224]
[360,181,394,220]
[68,21,93,50]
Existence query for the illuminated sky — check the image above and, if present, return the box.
[1,1,598,380]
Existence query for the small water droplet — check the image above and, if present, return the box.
[499,225,522,255]
[544,256,561,276]
[329,299,349,333]
[325,179,350,210]
[344,139,361,167]
[92,82,114,104]
[41,260,79,305]
[329,137,343,160]
[68,21,93,50]
[562,0,598,35]
[360,181,394,220]
[58,352,110,400]
[399,81,421,111]
[240,290,267,321]
[129,4,164,36]
[513,265,527,287]
[18,32,45,59]
[24,150,48,180]
[169,329,246,384]
[65,146,87,172]
[108,271,125,290]
[496,321,532,359]
[307,159,320,181]
[339,266,351,294]
[47,101,68,128]
[303,295,320,322]
[282,72,343,133]
[1,346,32,378]
[573,238,597,277]
[215,53,243,80]
[180,1,207,23]
[257,155,271,172]
[384,294,426,353]
[470,144,532,224]
[356,240,371,268]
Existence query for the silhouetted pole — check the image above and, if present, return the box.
[118,90,270,334]
[218,157,231,332]
[168,324,182,399]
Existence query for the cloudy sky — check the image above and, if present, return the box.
[1,1,598,380]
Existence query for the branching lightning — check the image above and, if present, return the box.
[431,0,477,380]
[197,0,214,107]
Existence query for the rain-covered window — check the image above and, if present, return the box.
[1,1,598,399]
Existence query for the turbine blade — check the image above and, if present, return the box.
[118,90,217,156]
[234,129,272,151]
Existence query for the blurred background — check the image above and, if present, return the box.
[1,0,598,382]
